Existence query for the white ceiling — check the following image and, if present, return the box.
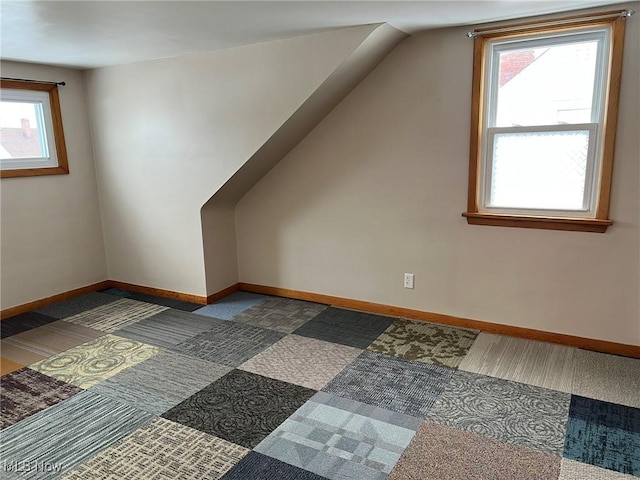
[0,1,624,69]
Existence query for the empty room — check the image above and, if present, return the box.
[1,1,639,479]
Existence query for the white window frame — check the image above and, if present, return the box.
[0,79,69,178]
[463,10,629,233]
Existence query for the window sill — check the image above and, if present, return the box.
[462,212,612,233]
[0,166,70,179]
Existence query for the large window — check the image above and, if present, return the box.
[0,79,68,178]
[463,10,630,232]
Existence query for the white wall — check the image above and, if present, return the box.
[86,25,382,297]
[236,6,640,345]
[0,62,107,309]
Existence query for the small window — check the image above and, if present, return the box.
[464,11,630,233]
[0,79,69,178]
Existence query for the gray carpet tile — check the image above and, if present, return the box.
[293,307,396,349]
[389,420,561,480]
[90,351,232,414]
[322,351,454,418]
[173,321,285,367]
[1,312,59,339]
[61,417,248,480]
[558,459,637,480]
[1,390,153,479]
[231,297,327,333]
[221,452,330,480]
[63,298,168,333]
[34,293,120,319]
[255,391,422,480]
[114,308,224,348]
[426,370,571,455]
[125,292,203,312]
[1,368,82,429]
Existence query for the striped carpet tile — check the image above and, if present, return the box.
[1,391,153,479]
[61,417,248,479]
[63,299,168,333]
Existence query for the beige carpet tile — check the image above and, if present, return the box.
[62,417,248,480]
[388,421,561,480]
[239,334,362,390]
[0,321,105,366]
[64,298,168,333]
[558,459,637,480]
[29,334,160,389]
[1,358,25,376]
[573,349,640,408]
[458,332,576,392]
[368,318,478,368]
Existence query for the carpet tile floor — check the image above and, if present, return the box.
[1,289,639,479]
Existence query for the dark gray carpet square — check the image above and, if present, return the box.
[162,369,315,448]
[293,307,395,348]
[34,293,120,319]
[1,312,58,339]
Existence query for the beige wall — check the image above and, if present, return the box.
[0,62,107,309]
[86,25,383,297]
[236,6,640,345]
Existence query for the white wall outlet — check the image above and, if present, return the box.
[404,273,414,289]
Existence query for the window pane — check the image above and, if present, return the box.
[489,130,590,210]
[0,100,47,159]
[494,40,599,127]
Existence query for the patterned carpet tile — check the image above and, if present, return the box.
[458,332,576,392]
[255,391,422,480]
[388,420,561,480]
[239,334,362,390]
[293,307,395,349]
[114,308,224,348]
[29,334,160,389]
[173,321,285,367]
[1,390,153,479]
[91,351,232,414]
[563,396,640,476]
[322,351,454,418]
[35,293,120,319]
[1,357,25,376]
[162,369,315,449]
[221,452,330,480]
[573,350,640,408]
[231,297,327,333]
[425,370,570,455]
[63,298,168,333]
[1,368,82,429]
[1,312,58,339]
[0,321,105,366]
[61,417,248,480]
[194,291,269,320]
[368,318,479,368]
[559,459,638,479]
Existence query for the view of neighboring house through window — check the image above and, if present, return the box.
[464,11,629,232]
[0,80,69,178]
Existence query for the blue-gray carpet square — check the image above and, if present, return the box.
[322,351,454,417]
[563,395,640,476]
[221,452,330,480]
[34,293,120,319]
[194,291,269,320]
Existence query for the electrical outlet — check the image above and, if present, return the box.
[404,273,414,289]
